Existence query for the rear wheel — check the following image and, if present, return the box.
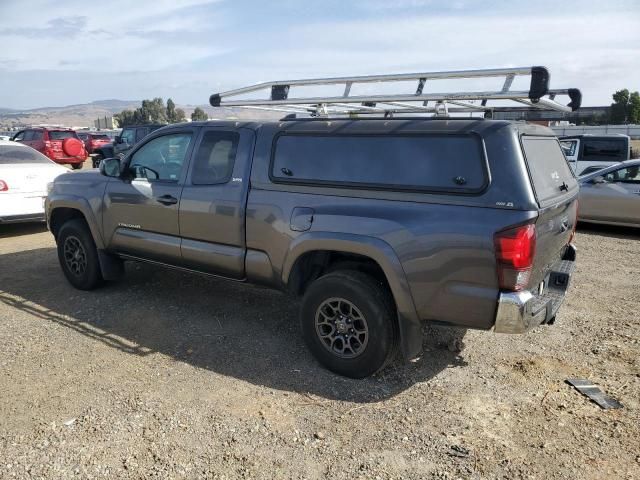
[300,270,397,378]
[56,219,103,290]
[71,162,83,170]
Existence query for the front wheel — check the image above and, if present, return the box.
[300,270,397,378]
[56,219,103,290]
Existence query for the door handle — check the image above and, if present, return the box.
[156,194,178,205]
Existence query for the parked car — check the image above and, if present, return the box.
[0,140,67,223]
[560,134,631,176]
[0,135,11,141]
[92,124,164,168]
[11,128,88,169]
[46,119,578,378]
[77,132,112,155]
[578,159,640,227]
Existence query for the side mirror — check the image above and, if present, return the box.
[591,176,606,184]
[99,157,122,178]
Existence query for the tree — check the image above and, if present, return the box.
[166,98,186,123]
[114,98,168,126]
[610,89,640,124]
[191,107,208,121]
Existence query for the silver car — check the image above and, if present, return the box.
[578,159,640,227]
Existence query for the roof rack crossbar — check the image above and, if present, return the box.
[210,67,582,117]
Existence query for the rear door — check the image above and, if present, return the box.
[178,127,254,278]
[521,136,579,286]
[22,130,35,149]
[31,129,44,153]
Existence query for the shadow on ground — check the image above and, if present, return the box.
[0,223,48,239]
[577,222,640,240]
[0,242,469,403]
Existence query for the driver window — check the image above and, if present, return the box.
[129,133,192,182]
[605,166,640,184]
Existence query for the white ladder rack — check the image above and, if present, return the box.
[209,66,581,118]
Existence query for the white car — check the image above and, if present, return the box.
[0,140,68,223]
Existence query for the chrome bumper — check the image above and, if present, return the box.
[494,244,576,334]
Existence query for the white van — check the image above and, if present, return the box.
[560,134,631,176]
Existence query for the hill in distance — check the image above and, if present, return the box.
[0,99,279,129]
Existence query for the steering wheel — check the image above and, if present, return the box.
[163,161,183,179]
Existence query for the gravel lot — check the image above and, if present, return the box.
[0,222,639,479]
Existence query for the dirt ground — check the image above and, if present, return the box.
[0,222,639,480]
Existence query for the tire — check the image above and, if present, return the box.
[300,270,397,378]
[92,153,104,168]
[56,219,103,290]
[71,162,83,170]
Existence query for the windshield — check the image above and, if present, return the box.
[0,145,55,164]
[48,131,77,141]
[560,140,577,157]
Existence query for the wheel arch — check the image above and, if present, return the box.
[282,232,423,360]
[48,197,105,249]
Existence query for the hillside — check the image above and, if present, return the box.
[0,99,279,129]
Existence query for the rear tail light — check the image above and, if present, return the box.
[494,223,536,291]
[0,180,8,191]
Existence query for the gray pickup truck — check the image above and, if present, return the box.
[46,118,578,377]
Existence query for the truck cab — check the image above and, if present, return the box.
[560,134,631,175]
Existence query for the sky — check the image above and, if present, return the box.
[0,0,639,110]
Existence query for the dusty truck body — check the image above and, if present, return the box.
[46,68,580,378]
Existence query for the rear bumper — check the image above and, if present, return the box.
[51,157,86,165]
[494,244,576,334]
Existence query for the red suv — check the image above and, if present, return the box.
[77,132,112,155]
[12,128,88,169]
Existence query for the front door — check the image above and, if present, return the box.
[580,165,640,225]
[103,131,195,265]
[178,127,254,279]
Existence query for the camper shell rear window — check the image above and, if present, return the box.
[521,136,577,205]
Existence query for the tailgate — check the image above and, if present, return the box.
[521,136,579,287]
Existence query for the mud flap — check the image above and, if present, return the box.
[97,250,124,281]
[398,312,423,361]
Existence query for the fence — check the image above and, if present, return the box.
[550,124,640,139]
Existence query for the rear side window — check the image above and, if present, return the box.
[33,130,43,140]
[48,131,76,140]
[191,131,239,185]
[272,134,487,192]
[521,137,577,204]
[0,145,54,164]
[582,139,628,161]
